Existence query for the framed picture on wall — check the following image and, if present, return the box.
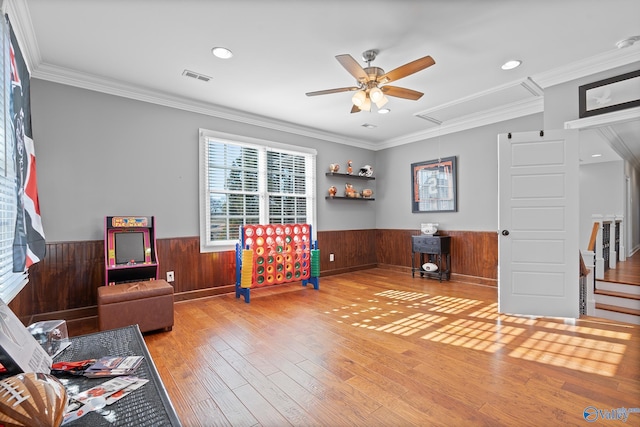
[411,156,457,213]
[578,69,640,118]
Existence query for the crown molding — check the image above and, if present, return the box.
[598,125,640,170]
[3,0,41,73]
[34,61,546,152]
[533,46,640,89]
[32,63,377,151]
[566,106,640,171]
[376,97,544,150]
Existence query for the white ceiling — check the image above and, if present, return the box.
[7,0,640,164]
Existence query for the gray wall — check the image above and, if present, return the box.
[374,114,543,232]
[31,79,375,242]
[579,161,625,249]
[625,161,640,254]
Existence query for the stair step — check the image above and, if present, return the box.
[595,303,640,316]
[600,278,640,287]
[595,281,640,296]
[594,289,640,300]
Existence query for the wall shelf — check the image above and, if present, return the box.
[326,171,375,201]
[325,172,375,181]
[325,196,375,201]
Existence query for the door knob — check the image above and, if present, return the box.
[502,230,509,236]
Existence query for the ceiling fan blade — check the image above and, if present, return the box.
[379,55,435,84]
[336,54,369,83]
[306,87,359,96]
[350,104,361,114]
[381,85,424,100]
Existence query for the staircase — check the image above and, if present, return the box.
[593,280,640,325]
[581,217,640,325]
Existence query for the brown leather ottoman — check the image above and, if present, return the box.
[98,280,174,333]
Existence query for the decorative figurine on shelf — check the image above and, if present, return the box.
[345,183,356,198]
[329,163,340,173]
[328,186,337,197]
[361,188,373,198]
[347,160,353,175]
[358,164,373,177]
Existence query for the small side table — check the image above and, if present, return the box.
[411,235,451,282]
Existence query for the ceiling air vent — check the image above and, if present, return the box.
[182,69,211,82]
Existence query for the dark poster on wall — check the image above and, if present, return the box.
[7,16,46,272]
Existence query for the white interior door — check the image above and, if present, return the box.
[498,129,579,318]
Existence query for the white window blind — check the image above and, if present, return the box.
[0,14,27,303]
[199,129,316,252]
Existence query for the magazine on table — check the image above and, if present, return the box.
[63,376,149,424]
[83,355,144,378]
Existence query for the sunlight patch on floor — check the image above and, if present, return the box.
[422,295,483,314]
[536,321,632,340]
[324,289,632,377]
[468,303,538,324]
[421,318,524,352]
[374,289,430,301]
[508,331,626,376]
[352,312,447,336]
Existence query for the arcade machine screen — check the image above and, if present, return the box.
[114,231,146,265]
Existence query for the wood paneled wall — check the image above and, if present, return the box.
[374,229,498,285]
[316,229,378,274]
[9,229,497,327]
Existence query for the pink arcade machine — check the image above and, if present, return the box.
[104,216,158,285]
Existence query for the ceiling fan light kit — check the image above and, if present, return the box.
[361,97,372,112]
[352,90,367,107]
[374,95,389,109]
[306,49,435,113]
[369,86,384,103]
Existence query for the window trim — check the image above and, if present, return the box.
[199,128,317,253]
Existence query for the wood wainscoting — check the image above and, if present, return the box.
[374,229,497,286]
[9,229,497,334]
[316,229,378,275]
[10,237,237,333]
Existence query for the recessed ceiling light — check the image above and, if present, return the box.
[591,153,602,158]
[362,123,377,129]
[212,47,233,59]
[378,108,391,114]
[501,60,522,70]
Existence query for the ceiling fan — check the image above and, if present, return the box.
[306,49,435,113]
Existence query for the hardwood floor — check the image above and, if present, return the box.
[143,269,640,426]
[602,250,640,286]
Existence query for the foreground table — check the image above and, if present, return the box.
[53,325,181,426]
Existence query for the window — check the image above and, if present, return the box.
[199,129,316,252]
[0,15,27,302]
